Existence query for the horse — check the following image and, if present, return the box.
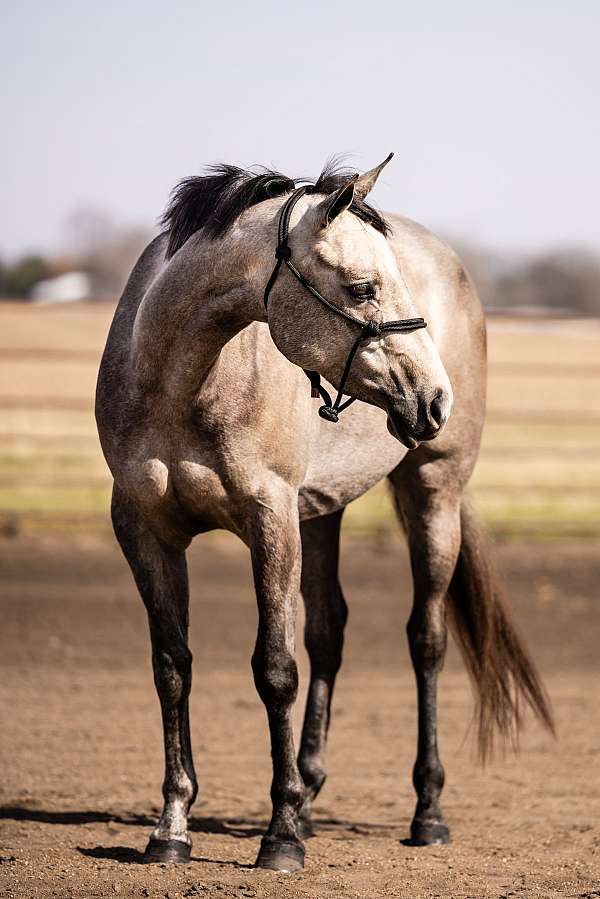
[95,154,553,873]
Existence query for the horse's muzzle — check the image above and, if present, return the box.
[386,388,452,448]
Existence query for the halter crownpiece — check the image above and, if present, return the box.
[263,186,427,422]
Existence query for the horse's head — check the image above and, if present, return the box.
[265,155,453,448]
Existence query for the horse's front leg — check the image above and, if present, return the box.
[389,470,461,846]
[246,490,306,872]
[111,486,197,863]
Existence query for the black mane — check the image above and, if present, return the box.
[160,158,391,259]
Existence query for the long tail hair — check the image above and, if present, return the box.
[446,497,554,759]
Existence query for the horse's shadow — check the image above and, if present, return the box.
[0,805,397,868]
[0,806,265,869]
[0,806,264,837]
[78,845,146,864]
[0,807,155,827]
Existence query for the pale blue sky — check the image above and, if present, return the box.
[2,1,599,257]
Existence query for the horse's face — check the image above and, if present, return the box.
[266,158,453,448]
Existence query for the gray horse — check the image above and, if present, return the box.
[95,155,553,873]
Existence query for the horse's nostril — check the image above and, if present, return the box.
[429,392,445,430]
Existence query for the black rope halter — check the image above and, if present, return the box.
[263,186,427,422]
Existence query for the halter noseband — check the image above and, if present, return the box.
[263,186,427,423]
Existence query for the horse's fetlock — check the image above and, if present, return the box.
[413,759,445,795]
[272,778,305,812]
[163,769,196,805]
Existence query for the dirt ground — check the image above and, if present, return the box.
[1,532,599,899]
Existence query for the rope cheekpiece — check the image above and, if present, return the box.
[263,186,428,422]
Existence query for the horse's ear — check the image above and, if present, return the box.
[317,174,359,229]
[354,152,394,201]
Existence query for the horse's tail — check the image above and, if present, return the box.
[447,497,555,760]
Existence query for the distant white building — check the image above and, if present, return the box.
[31,271,92,304]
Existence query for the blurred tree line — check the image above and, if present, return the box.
[1,210,600,315]
[0,208,154,301]
[458,244,600,316]
[0,255,53,298]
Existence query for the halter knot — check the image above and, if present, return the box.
[363,320,383,338]
[318,405,339,423]
[275,244,291,261]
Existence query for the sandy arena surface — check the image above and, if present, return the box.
[1,532,599,898]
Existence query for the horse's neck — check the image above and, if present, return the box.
[130,219,273,403]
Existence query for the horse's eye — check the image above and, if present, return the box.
[347,282,375,300]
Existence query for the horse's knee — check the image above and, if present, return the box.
[252,648,299,708]
[153,643,193,704]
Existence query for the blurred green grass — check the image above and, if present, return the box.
[1,303,599,538]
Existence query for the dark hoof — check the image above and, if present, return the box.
[296,815,315,840]
[409,820,450,846]
[143,838,191,864]
[255,836,305,872]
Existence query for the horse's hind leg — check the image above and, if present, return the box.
[111,485,197,863]
[389,464,461,846]
[297,509,347,838]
